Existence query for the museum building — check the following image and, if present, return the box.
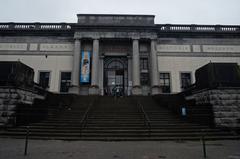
[0,14,240,95]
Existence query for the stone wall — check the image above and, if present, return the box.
[0,87,44,126]
[190,88,240,128]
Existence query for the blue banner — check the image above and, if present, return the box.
[80,51,91,83]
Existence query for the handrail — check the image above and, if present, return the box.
[79,96,97,136]
[137,100,151,136]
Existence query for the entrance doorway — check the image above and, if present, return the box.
[104,57,128,96]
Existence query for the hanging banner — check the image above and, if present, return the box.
[80,51,91,83]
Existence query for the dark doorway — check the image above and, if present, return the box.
[104,57,128,96]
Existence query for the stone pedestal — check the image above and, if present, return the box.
[0,88,45,127]
[132,86,142,95]
[68,86,79,94]
[151,86,161,95]
[89,86,99,95]
[189,88,240,128]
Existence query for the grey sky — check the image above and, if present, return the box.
[0,0,240,25]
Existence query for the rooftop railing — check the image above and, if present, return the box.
[0,22,239,33]
[157,24,240,33]
[0,23,72,30]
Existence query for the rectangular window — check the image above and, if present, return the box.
[140,58,149,70]
[160,73,171,93]
[39,71,50,89]
[180,72,192,91]
[60,72,71,92]
[140,73,149,85]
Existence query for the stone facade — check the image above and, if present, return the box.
[0,14,240,95]
[0,87,45,126]
[189,88,240,128]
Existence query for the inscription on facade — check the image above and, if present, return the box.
[39,44,74,51]
[0,43,27,51]
[192,45,201,52]
[202,45,240,53]
[29,43,38,51]
[157,45,191,52]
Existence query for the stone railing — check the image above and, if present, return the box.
[157,24,240,33]
[0,23,72,30]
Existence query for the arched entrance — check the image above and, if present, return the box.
[104,57,128,96]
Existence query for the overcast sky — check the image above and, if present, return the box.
[0,0,240,25]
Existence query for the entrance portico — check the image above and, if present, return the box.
[69,14,161,95]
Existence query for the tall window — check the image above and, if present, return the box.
[140,73,149,85]
[160,73,171,93]
[180,72,192,91]
[60,72,71,93]
[140,58,149,70]
[39,71,50,89]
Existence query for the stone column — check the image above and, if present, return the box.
[127,56,132,96]
[150,39,160,95]
[99,55,104,96]
[132,38,142,95]
[89,38,99,95]
[69,38,81,94]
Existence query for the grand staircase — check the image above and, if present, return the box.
[0,96,239,140]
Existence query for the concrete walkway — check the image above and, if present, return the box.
[0,138,240,159]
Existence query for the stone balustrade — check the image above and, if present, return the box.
[157,24,240,32]
[0,22,239,33]
[0,23,72,30]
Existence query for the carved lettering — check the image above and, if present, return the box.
[157,45,191,52]
[0,43,27,51]
[40,44,74,51]
[202,45,240,53]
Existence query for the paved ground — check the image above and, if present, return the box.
[0,138,240,159]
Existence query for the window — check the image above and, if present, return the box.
[180,72,192,91]
[60,72,71,92]
[39,71,50,89]
[160,73,171,93]
[140,73,149,85]
[140,58,149,70]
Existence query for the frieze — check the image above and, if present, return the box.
[157,45,191,52]
[202,45,240,53]
[74,32,157,39]
[192,45,201,52]
[39,44,74,51]
[0,43,27,51]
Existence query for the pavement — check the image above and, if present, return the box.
[0,138,240,159]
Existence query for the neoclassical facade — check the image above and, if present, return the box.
[0,14,240,95]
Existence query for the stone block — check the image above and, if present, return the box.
[89,87,99,95]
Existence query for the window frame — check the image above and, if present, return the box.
[38,70,51,90]
[159,72,172,93]
[179,71,192,91]
[140,58,149,71]
[59,71,72,93]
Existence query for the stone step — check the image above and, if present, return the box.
[1,131,234,138]
[7,128,225,134]
[1,135,239,141]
